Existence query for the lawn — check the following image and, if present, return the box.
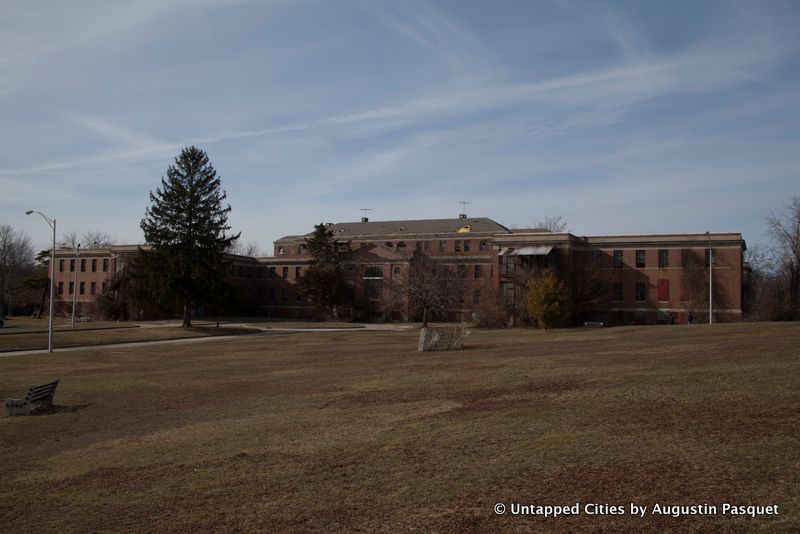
[0,323,798,532]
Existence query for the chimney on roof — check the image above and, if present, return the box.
[361,217,369,223]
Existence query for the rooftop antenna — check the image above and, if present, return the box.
[360,208,372,223]
[458,201,472,219]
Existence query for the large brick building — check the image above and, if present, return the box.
[49,216,746,326]
[260,216,746,325]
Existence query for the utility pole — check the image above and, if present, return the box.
[707,231,713,324]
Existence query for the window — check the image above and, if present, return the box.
[79,281,85,295]
[101,281,107,293]
[270,266,276,279]
[458,264,466,278]
[282,267,289,279]
[281,288,288,301]
[364,267,383,278]
[439,241,446,252]
[70,259,75,272]
[474,264,482,278]
[278,247,285,255]
[658,249,669,268]
[298,244,307,254]
[613,250,623,268]
[705,249,716,267]
[59,259,64,272]
[393,266,401,275]
[479,240,489,252]
[269,288,276,301]
[681,249,691,267]
[58,282,64,295]
[454,240,461,252]
[415,241,422,251]
[657,279,669,301]
[69,282,74,295]
[635,250,646,268]
[397,241,407,249]
[463,240,470,252]
[612,282,623,301]
[458,288,465,304]
[295,266,302,279]
[424,241,430,252]
[635,282,646,301]
[92,259,97,272]
[80,259,86,272]
[296,290,302,301]
[90,282,97,295]
[103,258,109,272]
[473,290,481,305]
[385,242,394,248]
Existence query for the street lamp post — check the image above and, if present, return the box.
[25,210,56,352]
[64,243,81,328]
[707,231,713,325]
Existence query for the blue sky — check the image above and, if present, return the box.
[2,0,799,253]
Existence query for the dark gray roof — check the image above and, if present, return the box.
[277,217,510,242]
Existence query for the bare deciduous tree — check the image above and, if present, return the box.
[535,215,570,233]
[83,230,115,248]
[396,251,460,327]
[0,224,36,316]
[767,196,800,320]
[227,239,261,257]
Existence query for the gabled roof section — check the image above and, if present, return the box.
[277,217,510,242]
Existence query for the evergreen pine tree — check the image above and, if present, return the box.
[140,146,239,327]
[296,223,351,317]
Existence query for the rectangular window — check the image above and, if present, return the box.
[458,264,466,278]
[635,282,646,301]
[91,259,97,272]
[455,240,461,252]
[295,266,302,279]
[705,249,716,267]
[70,259,75,272]
[613,250,623,268]
[458,288,465,304]
[103,258,109,272]
[474,264,482,278]
[463,240,470,252]
[80,259,86,272]
[658,249,669,268]
[79,281,85,295]
[635,250,646,268]
[612,282,623,301]
[270,266,276,279]
[657,279,669,301]
[69,282,74,295]
[415,241,422,251]
[59,259,64,272]
[479,240,489,251]
[439,241,446,252]
[101,281,107,293]
[424,241,430,252]
[473,290,481,305]
[282,267,288,279]
[90,282,97,295]
[58,282,64,295]
[591,250,602,268]
[681,249,690,267]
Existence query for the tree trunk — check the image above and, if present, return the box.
[422,307,429,327]
[182,303,192,328]
[38,285,48,319]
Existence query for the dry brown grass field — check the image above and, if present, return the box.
[0,322,798,532]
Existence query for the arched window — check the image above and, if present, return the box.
[364,266,383,279]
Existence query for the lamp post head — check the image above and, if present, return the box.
[25,210,34,215]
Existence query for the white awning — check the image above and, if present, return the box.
[509,246,553,256]
[498,247,509,256]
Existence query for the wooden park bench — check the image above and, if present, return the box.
[4,379,60,416]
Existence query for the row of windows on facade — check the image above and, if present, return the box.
[612,279,674,302]
[607,249,716,269]
[278,240,492,255]
[57,280,107,296]
[59,258,110,273]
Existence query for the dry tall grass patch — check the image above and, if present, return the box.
[1,323,798,532]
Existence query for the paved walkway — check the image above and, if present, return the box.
[0,323,415,358]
